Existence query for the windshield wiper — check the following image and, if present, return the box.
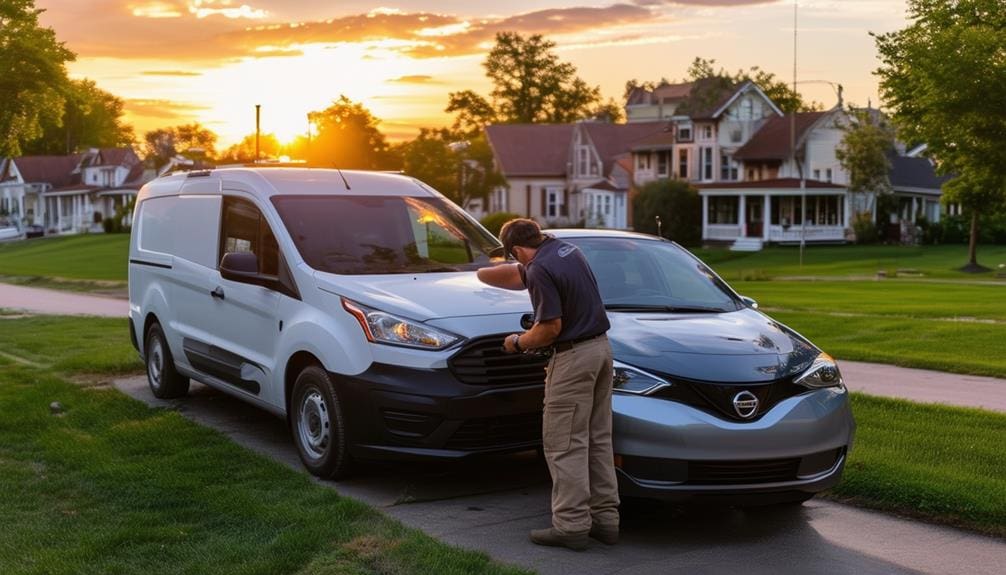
[604,304,727,313]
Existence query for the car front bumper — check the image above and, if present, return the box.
[612,386,854,501]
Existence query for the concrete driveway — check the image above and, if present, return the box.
[115,376,1006,575]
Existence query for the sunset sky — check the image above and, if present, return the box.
[37,0,911,148]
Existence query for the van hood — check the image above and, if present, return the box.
[314,270,532,321]
[607,309,822,382]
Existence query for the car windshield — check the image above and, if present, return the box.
[271,195,502,275]
[565,237,741,313]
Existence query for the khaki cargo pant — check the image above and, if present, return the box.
[542,335,620,534]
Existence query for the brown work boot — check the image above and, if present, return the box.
[529,527,589,551]
[589,523,619,545]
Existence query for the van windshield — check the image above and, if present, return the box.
[271,195,503,275]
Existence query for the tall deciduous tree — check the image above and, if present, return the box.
[25,79,135,155]
[306,96,393,170]
[874,0,1006,271]
[143,123,218,169]
[446,32,604,131]
[219,133,281,164]
[835,108,895,219]
[0,0,74,156]
[684,57,822,113]
[398,128,503,210]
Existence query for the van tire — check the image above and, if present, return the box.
[145,323,190,399]
[290,365,353,479]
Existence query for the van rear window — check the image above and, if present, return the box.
[271,195,502,275]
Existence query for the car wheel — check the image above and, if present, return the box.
[145,323,190,399]
[290,365,354,479]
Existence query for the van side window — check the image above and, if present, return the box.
[220,196,279,276]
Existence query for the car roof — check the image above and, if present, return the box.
[138,167,435,202]
[547,228,665,242]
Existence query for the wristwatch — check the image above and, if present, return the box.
[511,333,524,353]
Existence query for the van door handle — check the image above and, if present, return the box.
[211,286,225,300]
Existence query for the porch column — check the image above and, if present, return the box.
[701,194,709,240]
[738,194,747,237]
[762,194,771,241]
[800,193,807,231]
[911,197,918,223]
[843,193,850,228]
[56,197,63,230]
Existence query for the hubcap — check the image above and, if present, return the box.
[298,390,330,460]
[148,338,163,389]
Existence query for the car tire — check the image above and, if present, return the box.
[290,365,354,479]
[145,322,190,399]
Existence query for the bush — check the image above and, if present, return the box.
[632,179,701,246]
[102,217,122,234]
[479,211,523,236]
[852,212,879,244]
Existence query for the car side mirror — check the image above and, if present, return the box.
[520,313,535,330]
[740,296,759,309]
[221,252,259,277]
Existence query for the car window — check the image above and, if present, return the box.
[271,195,501,275]
[569,237,740,311]
[219,196,279,276]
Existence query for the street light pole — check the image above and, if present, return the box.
[255,104,261,164]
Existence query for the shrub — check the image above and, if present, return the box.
[852,212,879,244]
[102,217,122,234]
[479,211,523,236]
[632,179,701,246]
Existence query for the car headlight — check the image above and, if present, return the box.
[342,298,460,350]
[612,360,671,395]
[794,352,844,389]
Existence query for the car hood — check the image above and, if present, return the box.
[608,308,821,383]
[314,270,531,321]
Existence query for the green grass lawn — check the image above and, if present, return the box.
[834,394,1006,538]
[693,244,1006,281]
[0,316,526,575]
[0,234,129,282]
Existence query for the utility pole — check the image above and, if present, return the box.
[791,0,806,267]
[255,104,261,163]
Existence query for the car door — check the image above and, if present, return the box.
[181,194,282,404]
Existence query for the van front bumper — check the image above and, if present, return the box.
[335,362,545,461]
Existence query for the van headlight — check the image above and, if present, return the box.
[342,298,460,350]
[613,360,671,395]
[794,352,844,389]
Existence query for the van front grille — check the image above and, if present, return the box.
[449,336,549,387]
[445,413,542,450]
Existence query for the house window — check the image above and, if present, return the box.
[826,168,833,183]
[813,169,821,181]
[708,196,738,224]
[701,147,714,181]
[546,188,563,219]
[636,153,651,171]
[578,148,588,176]
[702,125,713,140]
[604,195,612,215]
[677,124,692,142]
[747,168,757,181]
[740,99,753,121]
[678,149,689,179]
[720,154,739,181]
[730,129,743,143]
[657,151,669,176]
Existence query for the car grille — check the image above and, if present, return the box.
[620,449,843,485]
[445,413,543,450]
[449,336,550,387]
[651,375,810,422]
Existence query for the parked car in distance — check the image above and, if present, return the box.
[129,168,853,505]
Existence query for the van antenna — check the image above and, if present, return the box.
[336,167,351,190]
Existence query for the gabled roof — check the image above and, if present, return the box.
[630,128,675,151]
[485,124,575,177]
[733,111,830,161]
[580,121,667,176]
[888,152,949,192]
[13,154,83,188]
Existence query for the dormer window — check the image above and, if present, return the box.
[676,124,693,142]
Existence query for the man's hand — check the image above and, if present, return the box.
[502,333,521,354]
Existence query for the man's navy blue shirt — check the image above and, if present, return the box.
[518,236,610,343]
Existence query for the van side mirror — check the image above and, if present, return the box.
[740,296,758,309]
[220,252,259,278]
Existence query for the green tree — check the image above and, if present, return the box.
[447,32,604,129]
[25,78,135,154]
[874,0,1006,271]
[399,128,504,210]
[684,57,821,114]
[143,123,218,168]
[835,108,895,223]
[219,132,282,163]
[306,96,394,170]
[0,0,74,156]
[632,179,702,246]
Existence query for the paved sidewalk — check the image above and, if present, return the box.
[841,360,1006,412]
[0,283,128,317]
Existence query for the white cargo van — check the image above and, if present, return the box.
[128,168,544,478]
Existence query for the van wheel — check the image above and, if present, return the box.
[145,323,190,399]
[290,366,353,479]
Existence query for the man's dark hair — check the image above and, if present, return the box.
[499,218,546,258]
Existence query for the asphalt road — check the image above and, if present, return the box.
[115,375,1006,575]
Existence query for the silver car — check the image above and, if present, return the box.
[551,229,855,504]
